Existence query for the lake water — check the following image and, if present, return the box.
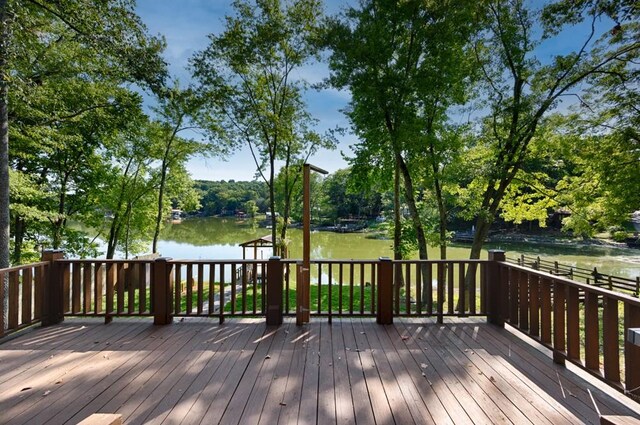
[157,217,640,280]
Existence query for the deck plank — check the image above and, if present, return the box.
[175,319,267,425]
[297,320,322,425]
[390,321,473,424]
[258,320,308,425]
[0,317,638,425]
[2,321,148,424]
[315,320,337,425]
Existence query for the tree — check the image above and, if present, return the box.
[462,0,640,260]
[0,0,166,267]
[192,0,331,256]
[150,84,208,254]
[325,0,476,297]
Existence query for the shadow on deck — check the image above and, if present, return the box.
[0,317,639,424]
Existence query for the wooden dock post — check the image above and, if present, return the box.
[153,257,173,325]
[377,257,393,325]
[41,250,65,327]
[266,256,283,326]
[487,250,506,327]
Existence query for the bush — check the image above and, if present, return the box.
[612,230,629,242]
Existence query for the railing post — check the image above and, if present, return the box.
[377,257,393,325]
[153,257,173,325]
[487,250,506,327]
[266,256,283,326]
[41,250,65,327]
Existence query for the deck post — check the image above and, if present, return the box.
[41,250,65,327]
[487,250,506,327]
[377,257,393,325]
[266,256,283,325]
[153,257,173,325]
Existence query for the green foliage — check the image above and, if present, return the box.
[191,0,332,254]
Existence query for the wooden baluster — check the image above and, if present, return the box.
[426,263,433,315]
[252,263,257,314]
[197,264,204,315]
[34,265,44,321]
[509,269,519,326]
[127,264,135,314]
[566,285,580,361]
[458,262,465,315]
[186,263,193,315]
[469,262,476,315]
[22,267,33,325]
[447,262,454,314]
[540,277,552,344]
[138,263,146,314]
[584,291,600,372]
[553,280,566,364]
[394,263,401,315]
[500,264,509,324]
[603,296,620,384]
[95,263,103,314]
[360,263,365,315]
[62,263,70,314]
[519,271,529,330]
[219,264,225,323]
[624,303,640,397]
[405,262,411,315]
[82,262,92,314]
[284,262,290,315]
[72,264,81,314]
[349,263,355,315]
[529,274,540,338]
[230,263,236,315]
[9,271,19,329]
[116,263,125,314]
[241,263,247,315]
[437,262,444,324]
[415,262,422,314]
[479,262,486,315]
[208,264,215,315]
[328,263,333,322]
[106,263,115,323]
[338,263,343,315]
[174,263,182,315]
[370,263,376,315]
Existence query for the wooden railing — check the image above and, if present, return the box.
[495,260,640,399]
[0,261,48,337]
[2,250,638,400]
[511,254,640,296]
[54,259,157,321]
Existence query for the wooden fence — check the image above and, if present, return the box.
[492,256,640,399]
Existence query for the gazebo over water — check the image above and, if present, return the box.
[239,234,275,260]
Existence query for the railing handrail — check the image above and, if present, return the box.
[0,261,49,273]
[513,254,639,284]
[502,261,640,306]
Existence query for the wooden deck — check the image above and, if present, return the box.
[1,318,639,425]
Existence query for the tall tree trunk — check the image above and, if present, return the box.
[152,163,168,254]
[1,0,11,331]
[393,158,403,288]
[269,158,277,257]
[396,152,431,304]
[11,215,22,264]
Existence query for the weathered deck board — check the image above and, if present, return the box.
[0,317,639,425]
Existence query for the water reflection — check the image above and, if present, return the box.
[157,217,640,279]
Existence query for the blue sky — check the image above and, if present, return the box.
[135,0,354,182]
[134,0,612,182]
